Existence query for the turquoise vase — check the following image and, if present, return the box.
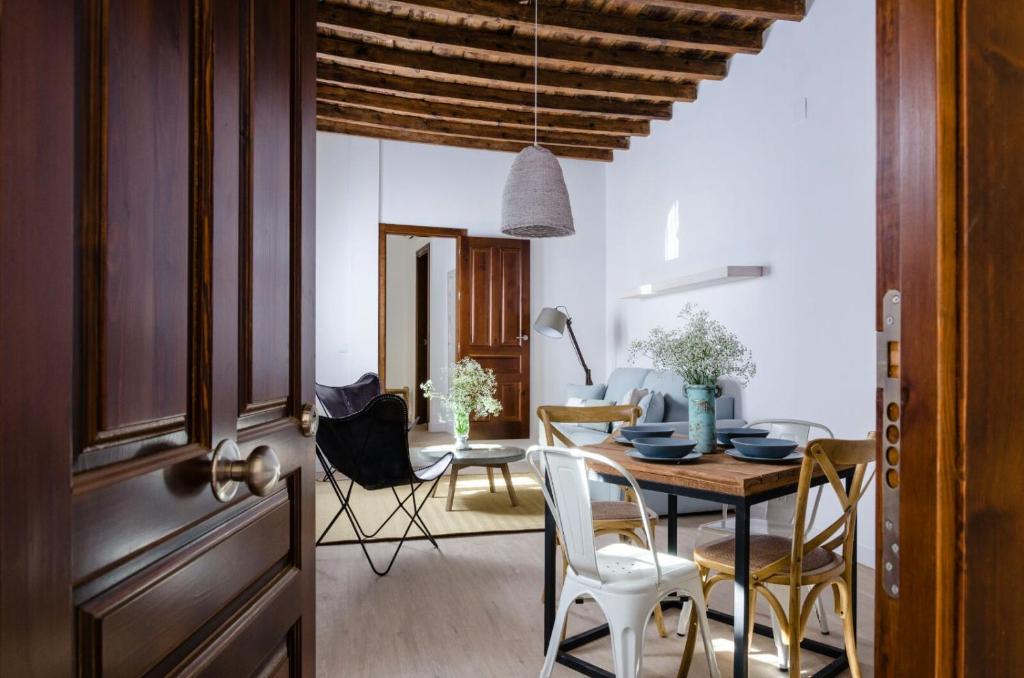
[687,385,717,454]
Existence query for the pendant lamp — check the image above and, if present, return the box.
[500,0,575,238]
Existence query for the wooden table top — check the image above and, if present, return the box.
[582,437,849,500]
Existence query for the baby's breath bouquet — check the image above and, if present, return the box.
[629,304,755,453]
[628,304,756,387]
[421,357,502,449]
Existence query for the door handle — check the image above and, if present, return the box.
[517,334,529,342]
[210,439,281,502]
[300,402,319,438]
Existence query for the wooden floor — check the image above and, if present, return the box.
[315,514,874,677]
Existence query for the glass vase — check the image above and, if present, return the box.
[452,407,471,450]
[686,385,717,454]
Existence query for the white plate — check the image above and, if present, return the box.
[626,450,703,464]
[724,449,803,464]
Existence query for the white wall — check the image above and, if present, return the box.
[316,135,608,440]
[604,0,877,563]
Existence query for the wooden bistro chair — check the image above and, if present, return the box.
[537,405,668,638]
[528,445,721,678]
[678,437,874,678]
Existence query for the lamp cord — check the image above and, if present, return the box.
[534,0,538,148]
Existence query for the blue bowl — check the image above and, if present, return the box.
[632,437,698,459]
[717,427,770,447]
[732,437,799,459]
[620,425,676,442]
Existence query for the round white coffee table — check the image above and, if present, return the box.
[420,444,526,511]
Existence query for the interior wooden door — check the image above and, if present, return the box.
[0,0,317,675]
[457,237,531,439]
[876,1,1024,674]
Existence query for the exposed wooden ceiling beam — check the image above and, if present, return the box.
[317,101,629,149]
[317,63,678,118]
[319,4,735,77]
[316,84,651,135]
[317,117,614,161]
[641,0,805,22]
[329,0,763,55]
[318,36,710,100]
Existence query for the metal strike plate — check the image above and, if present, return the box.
[878,289,901,598]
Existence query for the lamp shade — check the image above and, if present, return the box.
[534,307,568,338]
[501,146,575,238]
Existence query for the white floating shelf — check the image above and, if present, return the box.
[622,265,765,299]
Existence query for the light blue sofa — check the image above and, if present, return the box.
[548,367,746,448]
[544,367,744,514]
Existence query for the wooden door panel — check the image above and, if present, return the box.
[78,0,194,472]
[244,0,294,419]
[458,237,530,438]
[78,493,291,677]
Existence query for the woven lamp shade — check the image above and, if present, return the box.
[501,146,575,238]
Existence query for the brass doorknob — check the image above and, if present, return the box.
[210,439,281,502]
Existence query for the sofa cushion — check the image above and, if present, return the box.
[637,392,665,423]
[605,368,650,404]
[617,387,648,408]
[567,383,608,401]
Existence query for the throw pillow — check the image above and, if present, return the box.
[579,398,614,432]
[637,392,666,424]
[617,387,649,409]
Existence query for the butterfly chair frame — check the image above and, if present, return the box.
[537,405,669,638]
[315,393,452,576]
[529,445,720,678]
[679,437,874,678]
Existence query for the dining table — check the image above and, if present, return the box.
[542,436,857,678]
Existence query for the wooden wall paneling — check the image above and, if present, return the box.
[0,0,76,674]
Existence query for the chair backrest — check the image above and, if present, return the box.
[526,445,661,585]
[315,373,381,418]
[537,405,640,447]
[315,394,413,490]
[747,419,835,448]
[757,438,874,583]
[746,419,834,524]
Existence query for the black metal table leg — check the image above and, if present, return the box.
[847,474,858,632]
[733,501,750,678]
[544,504,556,651]
[667,494,678,555]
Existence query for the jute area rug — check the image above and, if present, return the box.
[315,472,544,544]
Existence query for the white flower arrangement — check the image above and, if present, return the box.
[628,304,756,387]
[421,357,503,427]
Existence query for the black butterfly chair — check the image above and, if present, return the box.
[315,381,452,576]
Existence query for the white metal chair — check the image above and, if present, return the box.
[528,445,721,678]
[687,419,834,667]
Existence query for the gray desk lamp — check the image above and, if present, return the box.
[534,306,592,386]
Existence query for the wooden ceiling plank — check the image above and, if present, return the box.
[327,0,763,54]
[316,101,630,149]
[318,4,734,76]
[317,63,677,118]
[639,0,805,22]
[316,84,651,135]
[317,35,707,99]
[316,117,614,161]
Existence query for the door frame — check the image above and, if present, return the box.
[377,223,466,389]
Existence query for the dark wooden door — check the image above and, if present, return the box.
[415,244,430,424]
[457,237,531,439]
[0,0,317,675]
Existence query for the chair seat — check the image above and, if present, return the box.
[588,542,699,593]
[699,517,792,538]
[413,453,453,483]
[695,535,841,575]
[592,500,658,523]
